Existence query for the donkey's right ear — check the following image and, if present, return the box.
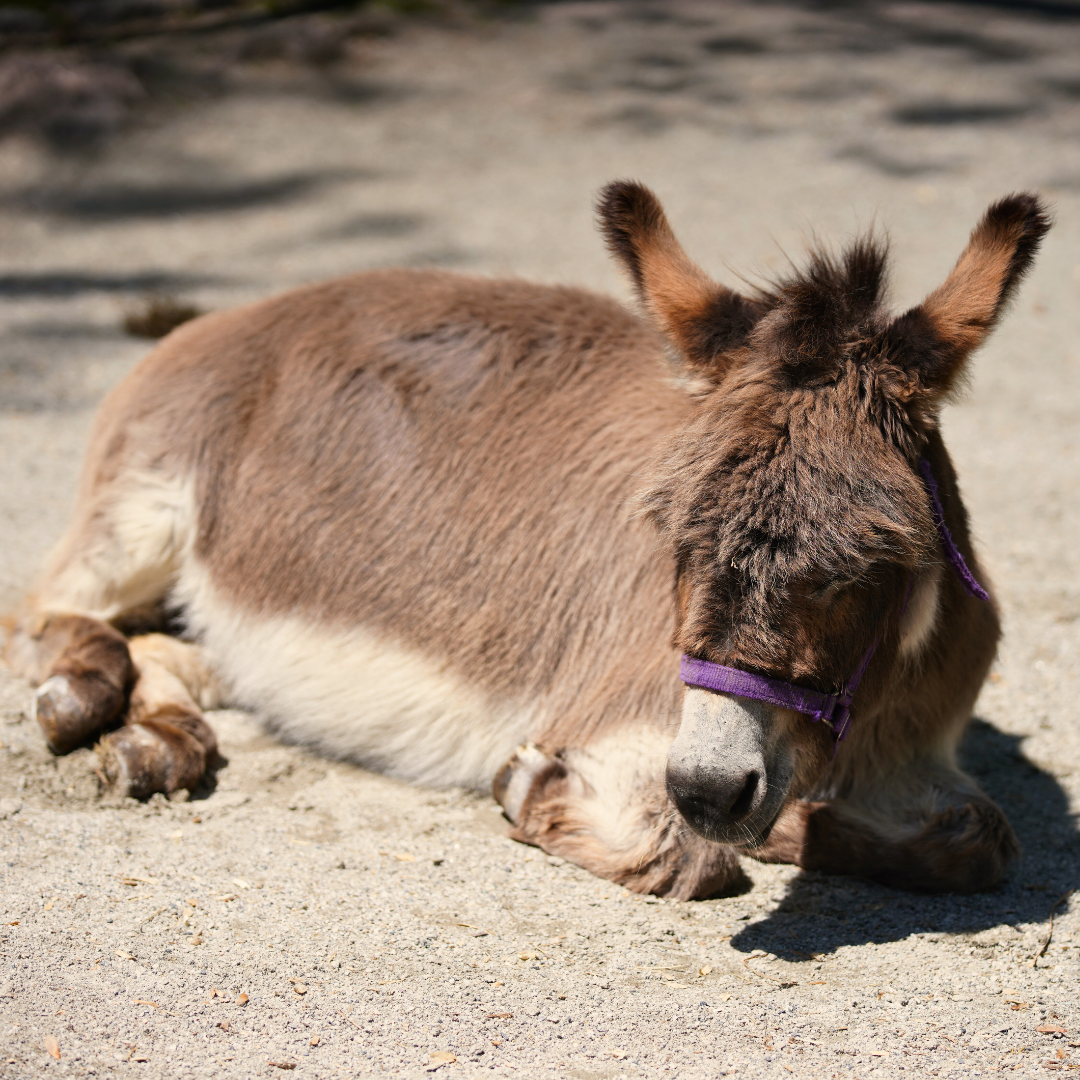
[597,181,762,381]
[883,193,1051,400]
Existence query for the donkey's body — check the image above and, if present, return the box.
[7,185,1048,898]
[62,271,685,787]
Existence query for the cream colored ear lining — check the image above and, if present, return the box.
[898,568,942,660]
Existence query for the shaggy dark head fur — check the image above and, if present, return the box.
[598,182,1050,689]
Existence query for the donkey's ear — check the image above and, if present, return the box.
[886,193,1051,398]
[597,181,762,381]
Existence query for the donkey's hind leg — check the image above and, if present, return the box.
[8,613,136,754]
[97,634,224,798]
[7,619,222,797]
[493,733,748,900]
[4,470,223,795]
[5,473,186,751]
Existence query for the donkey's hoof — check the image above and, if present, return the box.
[35,674,117,755]
[97,720,205,799]
[493,743,559,825]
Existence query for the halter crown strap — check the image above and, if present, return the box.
[679,457,989,746]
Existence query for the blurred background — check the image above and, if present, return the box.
[2,1,1080,398]
[1,0,1079,696]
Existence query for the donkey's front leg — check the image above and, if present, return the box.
[493,733,748,900]
[748,769,1018,893]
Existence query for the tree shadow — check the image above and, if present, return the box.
[17,167,368,221]
[729,718,1079,959]
[891,101,1035,126]
[835,143,958,178]
[0,270,218,297]
[323,211,425,241]
[700,36,767,56]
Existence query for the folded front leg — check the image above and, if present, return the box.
[494,732,749,900]
[748,768,1018,894]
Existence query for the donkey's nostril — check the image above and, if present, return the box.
[727,770,761,820]
[674,792,712,825]
[666,761,767,840]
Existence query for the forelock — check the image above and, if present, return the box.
[750,235,890,377]
[638,365,933,593]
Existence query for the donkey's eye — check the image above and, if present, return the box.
[812,581,842,600]
[811,575,860,601]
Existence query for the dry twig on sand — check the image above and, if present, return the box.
[1030,890,1075,969]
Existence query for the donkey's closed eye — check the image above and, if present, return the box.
[810,576,861,601]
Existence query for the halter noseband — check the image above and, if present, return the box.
[679,458,990,748]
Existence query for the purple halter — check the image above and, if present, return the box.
[679,457,990,746]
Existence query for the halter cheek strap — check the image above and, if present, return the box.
[679,457,989,747]
[917,457,990,603]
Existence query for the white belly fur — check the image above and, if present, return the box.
[175,562,536,790]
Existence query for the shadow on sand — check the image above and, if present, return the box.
[17,167,368,221]
[0,270,219,297]
[729,718,1079,959]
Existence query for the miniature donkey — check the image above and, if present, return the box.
[5,183,1049,899]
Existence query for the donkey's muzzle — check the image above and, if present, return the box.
[666,688,793,846]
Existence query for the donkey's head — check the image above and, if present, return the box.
[598,181,1049,848]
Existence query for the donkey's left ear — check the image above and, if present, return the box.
[886,193,1051,399]
[597,181,764,382]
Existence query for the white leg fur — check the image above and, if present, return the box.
[497,743,553,824]
[127,635,225,722]
[497,729,674,851]
[35,472,197,621]
[551,729,675,854]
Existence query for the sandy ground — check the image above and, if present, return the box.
[1,1,1080,1077]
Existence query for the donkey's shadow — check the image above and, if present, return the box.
[730,718,1079,957]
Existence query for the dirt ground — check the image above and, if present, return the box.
[1,1,1079,1077]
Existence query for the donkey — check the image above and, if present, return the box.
[4,183,1048,899]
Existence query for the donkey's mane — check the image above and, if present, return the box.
[645,237,926,556]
